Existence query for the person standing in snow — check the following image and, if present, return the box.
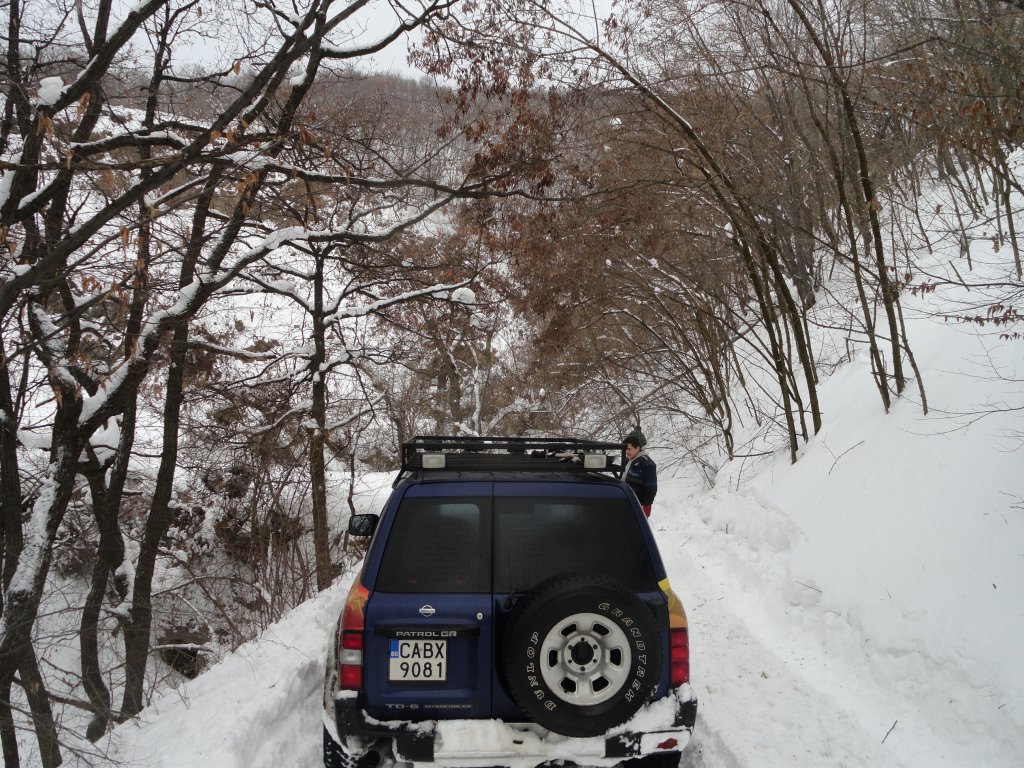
[623,427,657,517]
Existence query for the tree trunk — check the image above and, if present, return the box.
[791,66,892,412]
[17,645,61,767]
[0,675,17,767]
[993,151,1022,279]
[738,239,800,462]
[80,422,132,740]
[0,343,24,599]
[80,203,145,735]
[310,251,333,591]
[120,165,213,717]
[80,466,115,741]
[0,436,81,768]
[120,324,187,718]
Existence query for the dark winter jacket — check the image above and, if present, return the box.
[623,451,657,506]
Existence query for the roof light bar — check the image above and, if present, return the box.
[421,453,447,469]
[397,436,626,483]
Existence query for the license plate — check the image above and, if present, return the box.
[388,639,447,681]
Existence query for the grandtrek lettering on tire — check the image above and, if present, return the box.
[501,575,662,738]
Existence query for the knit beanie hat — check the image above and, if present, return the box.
[623,426,647,448]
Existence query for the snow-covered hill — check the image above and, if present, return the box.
[667,320,1024,768]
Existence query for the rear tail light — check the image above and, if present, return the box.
[669,627,690,686]
[660,578,691,687]
[338,579,369,690]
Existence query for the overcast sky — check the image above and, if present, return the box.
[113,0,425,78]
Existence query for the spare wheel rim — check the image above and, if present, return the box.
[539,611,631,706]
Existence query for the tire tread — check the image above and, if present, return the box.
[501,574,663,737]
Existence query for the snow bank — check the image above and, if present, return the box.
[111,579,350,767]
[662,292,1024,764]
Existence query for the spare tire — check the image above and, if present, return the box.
[501,575,662,737]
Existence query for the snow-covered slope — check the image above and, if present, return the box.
[666,325,1024,767]
[111,579,347,767]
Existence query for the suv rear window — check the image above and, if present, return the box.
[494,496,656,593]
[376,497,491,593]
[375,494,655,595]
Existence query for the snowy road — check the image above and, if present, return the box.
[662,492,902,768]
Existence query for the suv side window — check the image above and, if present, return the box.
[376,497,491,593]
[493,496,657,593]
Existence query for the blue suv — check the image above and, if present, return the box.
[323,437,696,768]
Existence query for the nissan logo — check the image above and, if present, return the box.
[419,605,436,617]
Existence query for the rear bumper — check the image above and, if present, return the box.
[328,686,697,767]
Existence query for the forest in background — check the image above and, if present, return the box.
[1,1,1022,765]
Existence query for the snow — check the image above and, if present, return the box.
[104,282,1024,768]
[37,76,65,106]
[0,167,15,209]
[451,286,476,305]
[89,417,121,464]
[112,579,346,768]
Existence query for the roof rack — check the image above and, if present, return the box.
[398,435,625,482]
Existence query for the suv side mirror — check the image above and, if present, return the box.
[348,513,379,537]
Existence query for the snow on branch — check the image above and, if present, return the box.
[323,394,386,432]
[77,225,312,430]
[332,279,474,321]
